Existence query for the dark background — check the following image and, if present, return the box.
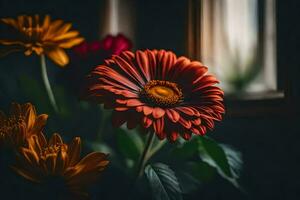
[0,0,300,200]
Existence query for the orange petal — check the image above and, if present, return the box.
[73,152,108,174]
[45,154,57,174]
[49,133,63,145]
[52,30,79,41]
[25,104,37,131]
[28,135,42,155]
[32,114,48,133]
[55,149,67,174]
[58,37,85,48]
[11,166,40,183]
[1,18,18,29]
[20,148,39,166]
[46,48,69,67]
[42,15,51,30]
[68,137,81,166]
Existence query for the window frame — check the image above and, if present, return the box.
[186,0,300,117]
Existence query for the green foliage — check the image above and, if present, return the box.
[227,51,261,93]
[116,128,144,161]
[197,137,243,188]
[175,170,201,194]
[171,138,199,159]
[184,161,216,182]
[145,163,183,200]
[172,136,243,189]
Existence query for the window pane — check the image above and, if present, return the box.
[200,0,277,94]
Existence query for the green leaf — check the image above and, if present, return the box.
[176,170,201,194]
[89,141,125,170]
[116,128,144,160]
[185,161,216,182]
[220,144,243,179]
[145,163,183,200]
[90,142,115,155]
[171,138,198,159]
[197,136,242,188]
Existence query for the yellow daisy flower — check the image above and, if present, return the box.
[0,15,84,67]
[13,132,109,199]
[0,102,48,149]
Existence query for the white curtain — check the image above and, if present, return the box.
[201,0,276,93]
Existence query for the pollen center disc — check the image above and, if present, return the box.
[140,80,183,107]
[149,86,175,98]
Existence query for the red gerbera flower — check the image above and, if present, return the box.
[83,50,224,142]
[59,34,132,95]
[73,34,132,59]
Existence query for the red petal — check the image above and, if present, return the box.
[169,131,179,142]
[182,132,192,140]
[176,107,195,116]
[166,109,180,123]
[136,50,151,81]
[143,106,153,115]
[153,118,165,137]
[179,117,192,129]
[146,50,157,79]
[136,106,143,112]
[191,127,200,135]
[115,107,129,111]
[94,66,139,91]
[126,99,144,107]
[199,126,207,135]
[116,99,127,104]
[191,118,201,125]
[114,56,146,86]
[143,116,153,128]
[204,119,215,130]
[152,107,166,118]
[193,75,219,92]
[168,56,190,80]
[160,51,177,79]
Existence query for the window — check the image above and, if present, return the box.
[187,0,297,116]
[188,0,280,96]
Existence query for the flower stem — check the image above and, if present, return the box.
[40,54,59,113]
[136,132,156,179]
[148,139,166,159]
[97,105,107,139]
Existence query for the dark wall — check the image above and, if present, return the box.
[135,0,187,55]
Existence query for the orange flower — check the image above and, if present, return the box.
[13,133,109,199]
[83,50,225,142]
[0,103,48,149]
[0,15,84,66]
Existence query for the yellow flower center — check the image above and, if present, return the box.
[0,116,25,138]
[140,80,183,107]
[41,144,68,161]
[22,27,43,40]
